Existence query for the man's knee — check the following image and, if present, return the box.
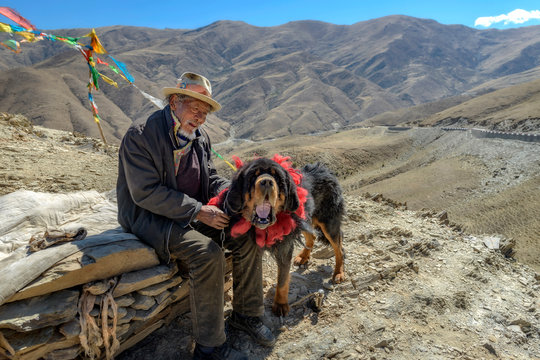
[229,236,261,259]
[169,227,224,265]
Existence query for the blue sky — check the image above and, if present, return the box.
[2,0,540,30]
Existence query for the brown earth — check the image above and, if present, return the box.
[0,113,118,195]
[120,195,540,360]
[0,114,539,359]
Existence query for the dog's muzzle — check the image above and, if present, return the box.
[252,175,277,228]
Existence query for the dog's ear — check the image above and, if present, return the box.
[283,170,300,213]
[223,166,247,215]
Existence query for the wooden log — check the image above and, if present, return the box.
[113,294,135,307]
[42,345,81,360]
[130,294,155,311]
[115,308,135,325]
[0,330,15,357]
[0,229,144,306]
[133,297,173,322]
[6,318,80,359]
[0,290,78,332]
[114,320,164,358]
[136,276,183,297]
[113,264,177,298]
[169,281,189,303]
[6,326,55,356]
[7,240,159,303]
[18,335,79,360]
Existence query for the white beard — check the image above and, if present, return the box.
[179,128,197,140]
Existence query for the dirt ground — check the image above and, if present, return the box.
[0,114,539,359]
[118,194,540,360]
[0,113,118,195]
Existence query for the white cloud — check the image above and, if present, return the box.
[475,9,540,27]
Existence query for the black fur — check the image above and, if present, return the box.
[220,158,345,316]
[302,163,345,245]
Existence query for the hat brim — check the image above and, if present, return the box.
[162,87,221,112]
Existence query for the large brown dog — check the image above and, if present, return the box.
[212,155,345,316]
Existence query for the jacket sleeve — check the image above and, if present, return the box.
[119,128,201,225]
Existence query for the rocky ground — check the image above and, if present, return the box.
[0,114,539,359]
[0,113,117,196]
[120,194,540,360]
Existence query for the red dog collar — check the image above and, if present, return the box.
[208,154,308,247]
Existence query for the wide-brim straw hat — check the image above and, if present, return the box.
[162,72,221,112]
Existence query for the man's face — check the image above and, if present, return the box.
[171,95,211,135]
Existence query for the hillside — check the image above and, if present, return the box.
[2,17,540,142]
[214,126,540,273]
[0,114,538,359]
[2,111,539,273]
[410,78,540,132]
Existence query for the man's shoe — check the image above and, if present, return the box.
[228,311,276,347]
[193,342,248,360]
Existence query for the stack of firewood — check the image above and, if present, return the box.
[0,230,232,359]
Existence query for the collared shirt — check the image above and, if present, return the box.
[171,110,194,176]
[170,109,201,199]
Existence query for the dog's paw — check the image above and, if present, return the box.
[333,272,346,284]
[272,302,290,317]
[293,255,309,267]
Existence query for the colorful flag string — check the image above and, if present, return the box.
[211,148,238,171]
[0,7,135,145]
[0,7,241,171]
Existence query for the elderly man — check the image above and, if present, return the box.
[116,72,275,360]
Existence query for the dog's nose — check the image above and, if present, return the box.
[259,178,272,188]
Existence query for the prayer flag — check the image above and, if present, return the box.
[0,22,12,33]
[99,73,118,87]
[109,56,134,83]
[84,29,107,54]
[17,31,36,42]
[1,39,20,52]
[0,7,36,30]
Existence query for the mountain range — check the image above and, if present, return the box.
[1,15,540,143]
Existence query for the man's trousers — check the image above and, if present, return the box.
[169,222,264,347]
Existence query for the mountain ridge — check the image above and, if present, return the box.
[2,16,540,142]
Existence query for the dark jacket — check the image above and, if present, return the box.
[116,105,229,262]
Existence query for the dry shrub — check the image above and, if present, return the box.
[0,112,33,131]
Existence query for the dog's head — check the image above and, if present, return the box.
[224,158,300,229]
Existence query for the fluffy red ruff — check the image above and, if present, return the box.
[207,154,308,248]
[207,189,224,207]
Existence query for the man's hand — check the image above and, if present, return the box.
[196,205,230,229]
